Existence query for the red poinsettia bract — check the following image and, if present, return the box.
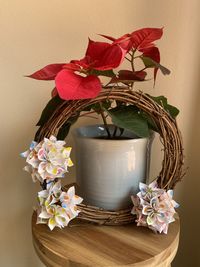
[100,28,163,81]
[28,40,126,100]
[101,28,163,53]
[75,39,126,70]
[55,70,101,100]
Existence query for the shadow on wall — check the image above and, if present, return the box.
[173,64,200,267]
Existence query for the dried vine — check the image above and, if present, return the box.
[36,88,185,225]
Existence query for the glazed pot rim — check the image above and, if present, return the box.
[72,124,154,142]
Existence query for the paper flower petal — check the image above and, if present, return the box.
[48,217,57,230]
[39,209,51,219]
[73,195,83,205]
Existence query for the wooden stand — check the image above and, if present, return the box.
[32,212,180,267]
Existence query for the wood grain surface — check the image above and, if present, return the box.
[32,212,180,267]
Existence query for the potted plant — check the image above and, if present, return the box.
[27,27,179,211]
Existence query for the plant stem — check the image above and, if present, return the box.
[133,55,141,59]
[79,111,97,117]
[131,49,136,72]
[138,67,148,72]
[113,126,118,138]
[119,127,124,137]
[130,49,137,89]
[125,56,132,63]
[99,102,111,138]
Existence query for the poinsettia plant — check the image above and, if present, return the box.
[28,27,179,140]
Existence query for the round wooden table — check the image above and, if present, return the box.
[32,212,180,267]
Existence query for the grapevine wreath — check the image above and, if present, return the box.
[21,27,185,233]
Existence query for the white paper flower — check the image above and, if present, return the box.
[21,136,73,182]
[38,180,62,206]
[131,181,179,234]
[37,181,83,230]
[138,181,164,200]
[60,186,83,217]
[37,205,71,230]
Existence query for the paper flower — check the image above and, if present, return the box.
[131,181,179,234]
[138,181,164,200]
[37,180,83,230]
[38,180,62,206]
[21,135,73,182]
[60,186,83,217]
[37,205,71,230]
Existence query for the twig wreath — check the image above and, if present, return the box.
[35,89,184,226]
[21,27,185,233]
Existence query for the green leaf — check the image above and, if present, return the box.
[109,104,139,113]
[141,56,170,75]
[57,113,80,140]
[140,112,159,133]
[116,100,126,108]
[150,95,179,118]
[90,69,115,77]
[36,95,65,126]
[105,106,150,138]
[85,100,112,114]
[34,126,43,142]
[166,104,180,118]
[57,123,71,140]
[34,113,79,142]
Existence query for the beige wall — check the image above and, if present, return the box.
[0,1,199,266]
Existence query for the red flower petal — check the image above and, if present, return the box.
[51,87,58,98]
[83,39,126,70]
[70,58,90,70]
[100,33,132,52]
[131,28,163,50]
[100,28,163,53]
[95,44,126,70]
[86,39,111,60]
[27,63,65,80]
[141,47,160,83]
[113,34,132,51]
[98,34,116,42]
[63,63,81,71]
[118,70,147,81]
[109,70,147,84]
[141,47,160,63]
[55,69,101,100]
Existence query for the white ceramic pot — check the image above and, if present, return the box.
[73,125,154,211]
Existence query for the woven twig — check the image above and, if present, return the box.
[37,88,185,225]
[63,184,135,225]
